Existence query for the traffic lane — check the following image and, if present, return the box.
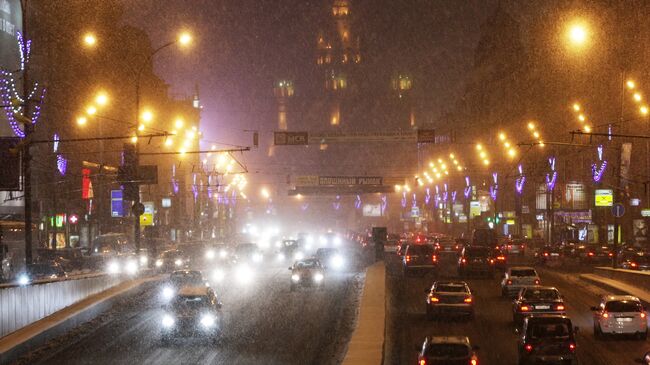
[386,253,520,365]
[540,268,649,365]
[26,263,361,365]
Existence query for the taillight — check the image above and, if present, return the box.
[507,279,512,285]
[470,358,478,365]
[608,252,613,257]
[461,258,467,264]
[588,252,594,257]
[464,297,473,303]
[520,305,530,312]
[641,312,647,319]
[508,245,512,249]
[497,256,505,260]
[631,262,638,268]
[569,343,576,352]
[429,295,439,302]
[534,279,540,285]
[419,359,426,365]
[406,255,411,262]
[543,252,549,257]
[489,259,495,264]
[602,312,609,318]
[432,255,437,263]
[555,304,565,311]
[524,344,533,352]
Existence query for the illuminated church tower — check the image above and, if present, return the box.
[317,0,361,127]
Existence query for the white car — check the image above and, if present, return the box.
[592,295,647,339]
[501,266,540,297]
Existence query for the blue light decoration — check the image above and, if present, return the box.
[354,194,362,209]
[515,164,526,194]
[207,175,213,199]
[434,185,440,205]
[592,144,607,183]
[171,164,179,194]
[464,176,471,199]
[425,188,431,205]
[412,193,417,208]
[56,154,67,176]
[53,133,59,153]
[546,157,557,191]
[380,195,387,215]
[489,172,498,201]
[192,173,198,201]
[442,183,448,202]
[301,202,309,211]
[451,191,457,203]
[333,195,341,210]
[401,191,407,208]
[0,31,46,138]
[231,190,237,206]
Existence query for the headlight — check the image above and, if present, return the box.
[125,260,138,275]
[17,273,30,286]
[155,259,163,267]
[252,253,263,263]
[162,286,175,300]
[205,250,215,260]
[291,274,300,282]
[219,250,228,259]
[200,314,216,327]
[212,269,226,282]
[162,314,175,328]
[294,251,304,261]
[313,273,324,282]
[306,235,314,244]
[319,236,327,245]
[174,259,183,266]
[139,256,148,265]
[330,255,344,269]
[333,237,342,246]
[236,264,254,285]
[107,260,120,274]
[277,253,286,261]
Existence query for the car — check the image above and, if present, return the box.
[501,267,540,297]
[415,336,479,365]
[504,239,526,256]
[619,253,650,271]
[155,249,187,272]
[591,295,648,339]
[425,281,474,320]
[161,270,209,300]
[315,247,345,271]
[471,228,499,247]
[534,245,562,266]
[233,243,263,264]
[289,258,325,291]
[402,244,438,276]
[435,237,457,254]
[492,249,508,271]
[517,315,578,365]
[204,243,232,262]
[578,245,613,264]
[277,240,304,261]
[396,239,410,257]
[15,262,68,285]
[160,285,223,345]
[458,246,494,278]
[513,286,565,326]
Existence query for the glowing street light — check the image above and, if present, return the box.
[261,188,270,199]
[86,105,97,115]
[627,80,636,90]
[567,22,588,47]
[175,118,184,129]
[83,32,97,47]
[641,106,649,116]
[95,92,109,106]
[179,32,192,46]
[76,116,87,126]
[141,110,154,123]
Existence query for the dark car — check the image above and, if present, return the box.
[155,249,187,272]
[416,336,479,365]
[513,286,566,326]
[619,253,650,270]
[402,244,438,276]
[517,315,578,365]
[233,243,263,264]
[534,245,562,265]
[425,281,474,320]
[458,246,494,278]
[161,270,209,301]
[289,258,325,291]
[471,228,499,247]
[578,245,613,264]
[278,240,304,262]
[435,237,457,254]
[492,248,508,271]
[315,247,345,271]
[16,262,67,284]
[160,286,223,345]
[36,247,86,272]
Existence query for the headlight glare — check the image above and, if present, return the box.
[291,274,300,282]
[200,314,216,327]
[162,314,175,328]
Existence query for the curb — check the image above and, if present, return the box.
[0,276,159,365]
[342,261,386,365]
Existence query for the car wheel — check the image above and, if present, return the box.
[639,330,648,341]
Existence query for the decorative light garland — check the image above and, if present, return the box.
[592,145,607,183]
[354,195,361,209]
[380,195,387,215]
[333,195,341,210]
[546,157,557,191]
[464,176,471,199]
[412,193,417,208]
[451,191,457,203]
[515,164,526,194]
[489,172,498,201]
[56,154,67,176]
[401,191,407,208]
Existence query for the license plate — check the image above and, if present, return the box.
[551,253,559,256]
[535,305,550,310]
[617,318,633,322]
[445,247,451,251]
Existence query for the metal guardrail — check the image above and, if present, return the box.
[0,273,127,338]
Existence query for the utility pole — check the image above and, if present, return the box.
[21,1,33,264]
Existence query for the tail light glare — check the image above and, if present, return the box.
[524,344,533,352]
[534,279,540,285]
[608,252,613,257]
[461,258,467,264]
[489,259,495,264]
[464,297,473,303]
[406,255,411,262]
[520,305,530,312]
[507,279,512,285]
[544,252,549,257]
[497,256,505,260]
[470,358,478,365]
[429,295,439,302]
[588,252,594,257]
[602,312,609,318]
[419,359,426,365]
[569,343,576,352]
[432,255,438,263]
[631,262,638,268]
[641,312,647,319]
[555,304,565,311]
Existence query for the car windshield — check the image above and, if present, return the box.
[170,273,204,286]
[465,248,488,258]
[529,322,571,339]
[523,289,559,300]
[172,295,210,310]
[436,284,468,293]
[296,260,319,269]
[408,245,434,254]
[236,244,257,253]
[511,269,537,277]
[426,343,469,357]
[162,251,182,259]
[605,300,642,312]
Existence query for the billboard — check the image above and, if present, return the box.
[595,189,613,207]
[362,204,382,217]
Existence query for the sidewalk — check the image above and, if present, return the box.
[0,275,158,364]
[342,262,386,365]
[579,273,650,303]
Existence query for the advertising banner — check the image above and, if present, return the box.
[595,189,613,207]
